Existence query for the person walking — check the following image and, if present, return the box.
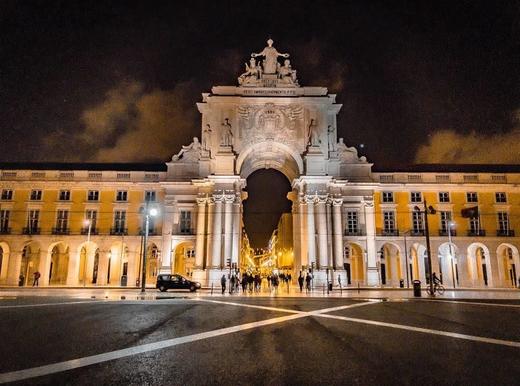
[298,272,304,292]
[32,271,41,287]
[305,272,311,292]
[230,275,236,294]
[221,274,227,295]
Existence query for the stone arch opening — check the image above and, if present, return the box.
[48,242,69,285]
[410,243,427,284]
[173,241,195,277]
[438,242,459,288]
[108,243,129,286]
[146,243,160,284]
[497,243,519,288]
[467,243,492,287]
[237,141,303,181]
[379,242,402,287]
[0,241,9,284]
[344,242,365,285]
[20,242,40,286]
[77,241,99,286]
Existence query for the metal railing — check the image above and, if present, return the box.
[496,229,515,237]
[110,227,128,236]
[467,229,486,237]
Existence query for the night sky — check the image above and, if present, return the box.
[1,0,519,246]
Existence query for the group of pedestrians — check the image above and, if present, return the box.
[220,272,262,294]
[297,271,313,292]
[266,272,291,291]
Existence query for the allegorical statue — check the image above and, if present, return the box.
[308,119,321,147]
[327,125,337,152]
[172,137,202,161]
[221,118,233,147]
[238,58,262,85]
[202,124,212,151]
[277,59,297,84]
[251,39,289,75]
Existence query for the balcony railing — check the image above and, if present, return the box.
[438,229,457,237]
[344,229,366,236]
[0,227,11,235]
[410,230,425,236]
[467,229,486,237]
[110,227,128,236]
[496,229,515,237]
[80,227,99,235]
[178,228,195,235]
[52,227,70,235]
[139,227,159,236]
[23,227,41,235]
[379,229,399,236]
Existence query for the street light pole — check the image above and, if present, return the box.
[140,203,158,293]
[422,200,435,296]
[448,221,456,289]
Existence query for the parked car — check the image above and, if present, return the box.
[156,274,201,292]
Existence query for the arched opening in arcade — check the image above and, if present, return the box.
[48,242,70,285]
[108,243,129,286]
[438,242,459,288]
[497,244,519,288]
[410,243,428,284]
[20,242,40,286]
[145,243,160,284]
[379,243,402,287]
[344,242,365,285]
[0,242,9,284]
[78,242,100,285]
[173,241,195,277]
[242,169,293,276]
[467,243,492,287]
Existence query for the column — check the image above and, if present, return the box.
[332,198,344,270]
[160,207,174,273]
[211,194,223,268]
[66,244,80,286]
[231,196,241,266]
[223,193,234,266]
[6,249,22,286]
[194,197,207,269]
[316,195,328,269]
[205,199,214,270]
[363,201,378,286]
[306,195,316,267]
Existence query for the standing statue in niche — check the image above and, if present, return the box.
[221,118,233,147]
[308,119,320,147]
[202,124,212,151]
[327,125,337,152]
[251,39,289,74]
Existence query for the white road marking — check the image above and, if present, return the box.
[0,301,374,384]
[0,300,109,309]
[316,313,520,348]
[417,299,520,308]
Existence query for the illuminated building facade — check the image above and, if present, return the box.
[0,40,519,289]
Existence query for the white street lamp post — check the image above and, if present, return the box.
[141,204,158,293]
[448,221,456,289]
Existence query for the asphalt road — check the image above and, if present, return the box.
[1,296,519,385]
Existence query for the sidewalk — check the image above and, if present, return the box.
[1,286,519,300]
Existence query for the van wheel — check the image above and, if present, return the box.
[190,285,196,292]
[159,285,167,292]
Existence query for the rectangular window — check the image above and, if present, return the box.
[114,210,126,232]
[1,189,13,200]
[59,190,70,201]
[180,210,192,234]
[469,217,480,234]
[56,210,69,232]
[440,211,452,233]
[410,192,422,203]
[87,190,99,201]
[85,210,97,230]
[497,212,509,232]
[412,211,423,234]
[27,210,40,232]
[383,211,396,234]
[145,191,156,202]
[30,189,42,201]
[346,211,358,235]
[495,192,507,203]
[0,209,10,233]
[116,190,128,202]
[439,192,450,203]
[466,192,478,203]
[382,191,394,203]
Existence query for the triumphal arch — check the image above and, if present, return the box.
[166,39,377,286]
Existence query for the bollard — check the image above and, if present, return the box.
[357,282,360,294]
[211,283,214,295]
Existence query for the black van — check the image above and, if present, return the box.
[156,274,201,292]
